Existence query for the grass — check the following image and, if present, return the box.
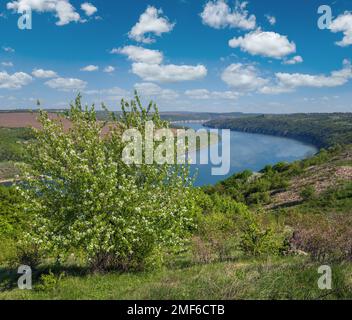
[1,257,351,300]
[0,162,19,181]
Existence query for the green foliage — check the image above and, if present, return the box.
[204,168,289,207]
[36,271,65,292]
[206,113,352,148]
[239,210,286,256]
[0,186,22,236]
[16,93,198,271]
[2,257,351,300]
[300,186,316,201]
[193,191,286,262]
[0,128,34,162]
[0,185,28,265]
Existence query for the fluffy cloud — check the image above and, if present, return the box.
[80,65,99,72]
[118,46,206,84]
[1,62,14,67]
[134,82,179,100]
[7,0,80,26]
[329,12,352,47]
[283,55,303,65]
[265,14,276,25]
[260,60,352,94]
[45,77,87,91]
[32,68,58,78]
[185,89,239,100]
[128,6,175,43]
[3,46,15,53]
[0,71,32,89]
[103,66,115,73]
[229,30,296,59]
[200,0,256,30]
[221,63,268,91]
[275,60,352,88]
[132,63,207,83]
[81,2,97,16]
[84,86,130,101]
[116,45,163,64]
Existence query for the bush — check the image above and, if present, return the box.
[289,213,352,262]
[239,210,286,257]
[194,191,286,261]
[16,93,198,271]
[300,186,316,201]
[36,271,65,291]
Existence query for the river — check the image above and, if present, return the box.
[186,123,318,187]
[1,123,318,188]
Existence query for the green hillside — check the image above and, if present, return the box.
[206,113,352,148]
[1,101,352,300]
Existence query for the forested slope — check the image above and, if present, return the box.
[206,113,352,148]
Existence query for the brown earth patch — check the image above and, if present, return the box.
[0,112,71,130]
[267,149,352,209]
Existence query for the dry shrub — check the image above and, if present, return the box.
[289,214,352,262]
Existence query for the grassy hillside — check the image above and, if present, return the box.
[206,113,352,148]
[1,106,352,300]
[1,257,351,300]
[0,128,34,181]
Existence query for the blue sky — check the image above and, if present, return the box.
[0,0,351,113]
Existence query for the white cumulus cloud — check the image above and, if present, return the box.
[80,65,99,72]
[32,68,58,78]
[221,63,268,91]
[129,6,175,43]
[329,11,352,47]
[81,2,97,16]
[134,82,179,100]
[265,14,276,25]
[229,30,296,59]
[116,45,163,64]
[0,71,32,89]
[2,46,15,53]
[275,60,352,88]
[200,0,256,30]
[45,77,87,91]
[132,63,207,83]
[103,66,115,73]
[260,60,352,94]
[1,62,14,67]
[185,89,239,100]
[283,55,303,65]
[7,0,80,26]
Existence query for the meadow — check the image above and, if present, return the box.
[0,96,352,300]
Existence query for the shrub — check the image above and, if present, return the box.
[289,214,352,262]
[300,186,316,201]
[36,271,65,291]
[239,210,286,256]
[16,93,198,271]
[194,191,285,261]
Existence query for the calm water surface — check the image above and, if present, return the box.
[186,123,318,187]
[1,123,318,188]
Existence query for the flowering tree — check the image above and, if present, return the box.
[17,93,198,271]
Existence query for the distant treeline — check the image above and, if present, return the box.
[206,113,352,149]
[96,111,260,122]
